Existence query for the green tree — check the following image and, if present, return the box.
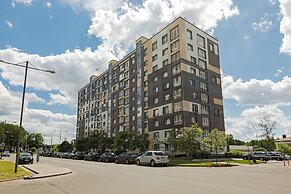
[177,124,203,160]
[276,143,291,155]
[0,122,26,151]
[166,128,180,158]
[75,137,90,151]
[226,134,245,146]
[114,130,134,153]
[135,133,150,153]
[26,133,44,149]
[58,140,74,152]
[258,116,276,151]
[205,128,226,161]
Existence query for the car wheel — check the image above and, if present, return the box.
[150,160,155,167]
[137,159,141,166]
[260,158,264,161]
[125,159,129,164]
[115,159,119,164]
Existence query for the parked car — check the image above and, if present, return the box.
[84,152,100,161]
[268,152,285,161]
[99,151,115,162]
[19,152,33,164]
[115,152,138,164]
[2,151,10,157]
[242,151,270,161]
[136,151,169,167]
[73,151,86,160]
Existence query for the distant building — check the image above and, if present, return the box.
[229,145,253,153]
[276,135,291,146]
[76,17,225,151]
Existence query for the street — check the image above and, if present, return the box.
[1,156,291,194]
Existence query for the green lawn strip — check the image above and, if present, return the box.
[0,160,31,181]
[168,157,267,167]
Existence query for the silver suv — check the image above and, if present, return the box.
[136,151,169,167]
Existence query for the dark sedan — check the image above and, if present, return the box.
[99,152,115,162]
[115,152,138,164]
[19,152,33,164]
[84,152,100,161]
[73,151,86,160]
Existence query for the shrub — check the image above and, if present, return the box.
[254,147,267,152]
[30,147,36,154]
[226,150,244,158]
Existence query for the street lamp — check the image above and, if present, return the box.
[0,60,55,173]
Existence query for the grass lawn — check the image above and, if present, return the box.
[168,157,266,167]
[0,160,31,181]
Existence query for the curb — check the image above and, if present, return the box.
[23,170,72,180]
[21,165,39,175]
[0,176,25,183]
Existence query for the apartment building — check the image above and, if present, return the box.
[76,17,225,151]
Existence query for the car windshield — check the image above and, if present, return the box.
[154,152,167,156]
[20,153,31,157]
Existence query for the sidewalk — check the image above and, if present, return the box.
[22,163,72,180]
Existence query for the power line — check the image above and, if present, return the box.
[0,60,55,74]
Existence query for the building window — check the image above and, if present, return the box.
[165,118,171,125]
[131,96,135,101]
[144,80,148,87]
[152,54,158,62]
[192,104,199,113]
[164,94,170,101]
[155,120,159,127]
[187,43,193,51]
[154,132,159,139]
[131,125,135,131]
[199,70,207,80]
[162,34,168,45]
[190,56,196,64]
[189,79,195,86]
[163,106,169,114]
[153,65,158,71]
[171,51,180,62]
[170,40,180,53]
[173,88,182,99]
[153,86,159,93]
[201,93,208,103]
[131,115,136,121]
[153,76,158,82]
[191,117,198,124]
[163,83,170,90]
[174,101,182,112]
[154,97,159,104]
[174,114,183,125]
[144,91,148,97]
[198,48,206,59]
[170,25,179,41]
[201,105,209,115]
[197,34,205,48]
[173,76,181,87]
[172,64,181,75]
[214,44,218,55]
[144,48,148,56]
[131,106,135,111]
[190,67,196,75]
[162,48,168,56]
[198,59,206,69]
[214,109,220,117]
[152,41,157,51]
[131,78,135,83]
[144,101,148,107]
[187,29,193,39]
[200,82,208,91]
[203,130,209,138]
[162,71,168,78]
[202,117,209,127]
[162,59,168,66]
[193,92,198,99]
[144,60,148,66]
[153,109,159,117]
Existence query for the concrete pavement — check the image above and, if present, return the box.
[22,163,72,179]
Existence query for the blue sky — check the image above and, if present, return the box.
[0,0,291,143]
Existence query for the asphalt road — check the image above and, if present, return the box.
[1,156,291,194]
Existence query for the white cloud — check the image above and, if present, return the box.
[274,67,284,77]
[45,1,51,8]
[12,0,33,7]
[48,93,74,106]
[222,75,291,106]
[5,20,13,28]
[268,0,277,5]
[0,81,75,144]
[252,15,273,32]
[279,0,291,55]
[225,105,291,141]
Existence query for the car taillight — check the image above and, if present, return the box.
[156,157,160,160]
